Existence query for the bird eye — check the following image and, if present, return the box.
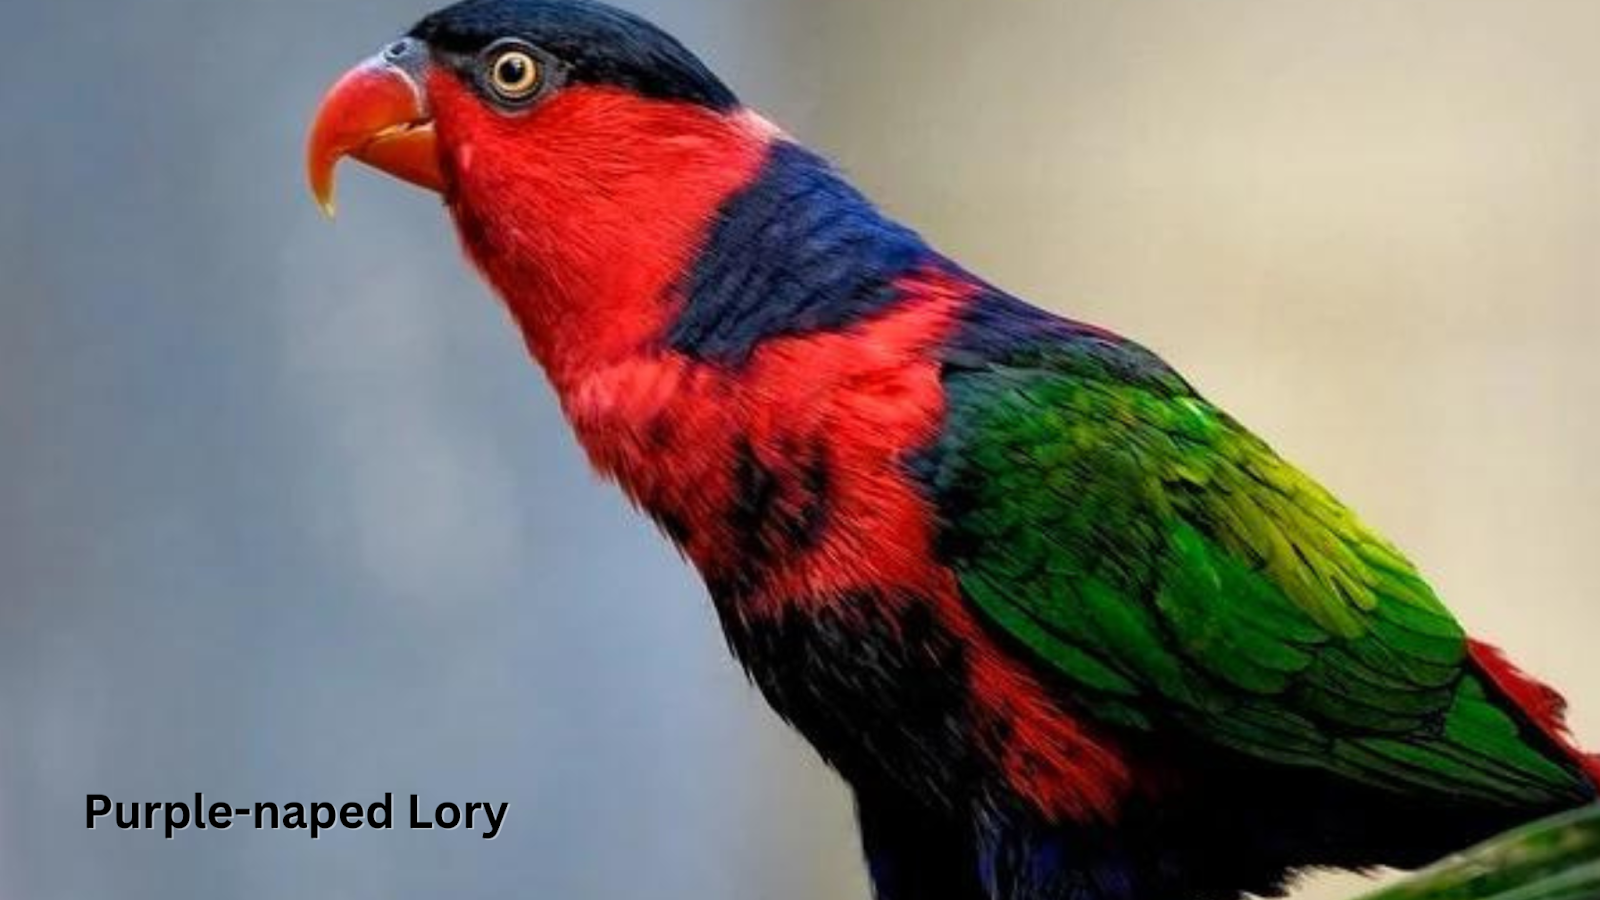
[486,47,542,102]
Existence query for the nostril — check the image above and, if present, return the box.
[383,38,415,61]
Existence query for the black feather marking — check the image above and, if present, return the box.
[712,590,979,806]
[858,791,987,900]
[719,436,834,593]
[410,0,738,111]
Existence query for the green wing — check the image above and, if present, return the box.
[927,335,1589,805]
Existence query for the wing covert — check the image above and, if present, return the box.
[924,321,1589,805]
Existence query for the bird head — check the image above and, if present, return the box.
[307,0,747,215]
[307,0,779,381]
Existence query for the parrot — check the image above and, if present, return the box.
[305,2,1600,898]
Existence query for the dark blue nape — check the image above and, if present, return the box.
[668,141,931,365]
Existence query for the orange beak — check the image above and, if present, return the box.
[306,49,444,217]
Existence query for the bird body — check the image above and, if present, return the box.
[307,3,1599,897]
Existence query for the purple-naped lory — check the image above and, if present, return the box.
[305,2,1600,898]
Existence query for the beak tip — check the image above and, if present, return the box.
[308,181,338,219]
[307,143,338,218]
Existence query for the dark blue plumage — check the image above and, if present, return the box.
[669,142,929,363]
[938,285,1185,392]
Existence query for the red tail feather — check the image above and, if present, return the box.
[1468,640,1600,786]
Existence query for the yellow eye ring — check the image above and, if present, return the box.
[487,48,542,101]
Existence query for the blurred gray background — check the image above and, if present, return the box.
[2,1,1595,899]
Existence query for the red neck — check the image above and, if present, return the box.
[429,75,774,394]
